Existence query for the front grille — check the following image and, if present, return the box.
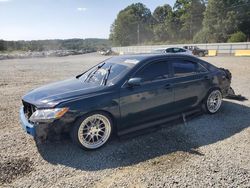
[22,101,36,119]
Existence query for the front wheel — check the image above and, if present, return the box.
[204,89,222,114]
[71,112,113,150]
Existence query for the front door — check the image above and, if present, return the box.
[119,59,174,134]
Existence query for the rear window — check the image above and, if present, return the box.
[172,60,198,77]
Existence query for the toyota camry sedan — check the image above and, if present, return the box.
[20,54,232,150]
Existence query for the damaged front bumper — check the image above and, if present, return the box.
[19,107,72,142]
[19,107,36,137]
[19,107,51,142]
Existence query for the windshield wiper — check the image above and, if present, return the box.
[102,65,112,86]
[80,62,105,82]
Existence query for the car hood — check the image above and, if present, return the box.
[22,78,107,108]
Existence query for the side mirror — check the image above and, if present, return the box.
[127,77,142,87]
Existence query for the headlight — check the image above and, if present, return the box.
[29,108,68,123]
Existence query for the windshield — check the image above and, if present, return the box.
[78,57,139,86]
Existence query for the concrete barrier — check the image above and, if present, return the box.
[235,50,250,56]
[208,50,217,56]
[112,42,250,55]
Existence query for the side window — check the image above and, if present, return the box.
[166,48,172,53]
[172,60,197,77]
[135,61,170,82]
[197,63,207,73]
[173,48,180,53]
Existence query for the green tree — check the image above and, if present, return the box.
[238,0,250,41]
[153,4,172,23]
[195,0,247,43]
[152,4,175,42]
[109,3,153,46]
[174,0,206,40]
[0,39,110,52]
[193,28,210,43]
[227,31,247,42]
[0,40,6,51]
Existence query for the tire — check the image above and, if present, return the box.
[199,52,204,57]
[203,89,223,114]
[70,112,113,150]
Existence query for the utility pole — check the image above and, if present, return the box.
[137,23,140,45]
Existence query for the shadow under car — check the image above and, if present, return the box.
[36,100,250,171]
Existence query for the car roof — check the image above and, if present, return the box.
[166,47,186,49]
[154,47,186,50]
[107,54,214,72]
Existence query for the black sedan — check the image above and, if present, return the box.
[20,54,232,150]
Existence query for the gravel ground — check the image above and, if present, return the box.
[0,53,249,187]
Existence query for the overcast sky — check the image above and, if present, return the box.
[0,0,175,41]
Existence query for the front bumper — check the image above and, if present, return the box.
[19,107,36,137]
[19,106,72,142]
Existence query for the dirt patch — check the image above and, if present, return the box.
[0,107,7,112]
[0,157,34,184]
[0,83,8,87]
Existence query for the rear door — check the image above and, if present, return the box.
[119,59,174,134]
[170,58,210,112]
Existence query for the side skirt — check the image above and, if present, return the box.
[118,108,202,138]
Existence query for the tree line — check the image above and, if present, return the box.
[109,0,250,46]
[0,38,110,52]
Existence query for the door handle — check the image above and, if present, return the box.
[164,83,173,89]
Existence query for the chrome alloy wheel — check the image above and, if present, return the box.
[207,90,222,113]
[78,114,111,149]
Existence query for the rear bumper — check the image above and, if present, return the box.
[19,107,36,137]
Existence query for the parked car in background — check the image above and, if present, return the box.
[151,48,166,54]
[152,47,192,55]
[184,46,208,57]
[98,49,112,55]
[20,54,232,150]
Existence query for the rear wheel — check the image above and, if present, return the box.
[199,52,204,57]
[204,89,222,114]
[71,112,113,150]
